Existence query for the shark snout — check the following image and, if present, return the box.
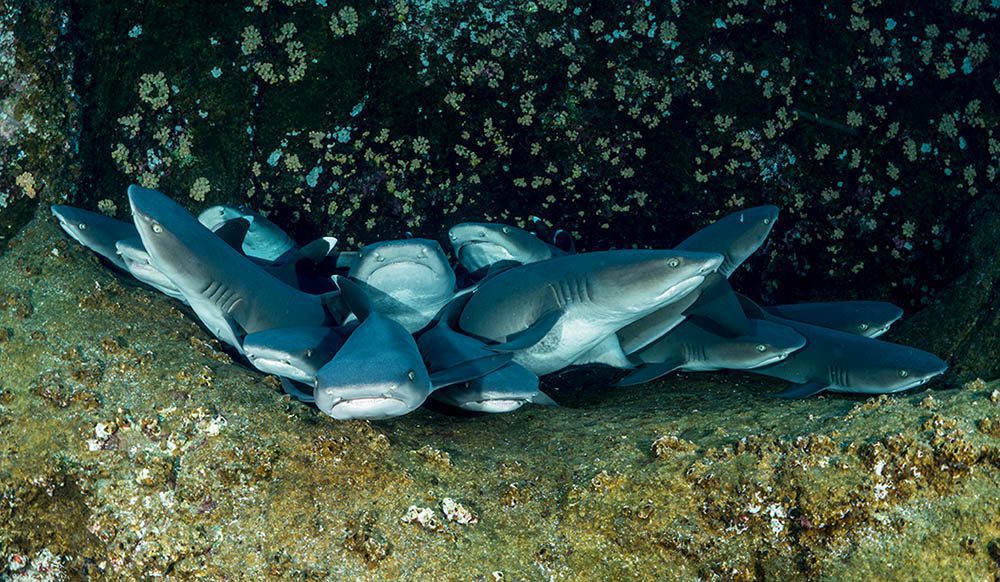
[697,253,724,274]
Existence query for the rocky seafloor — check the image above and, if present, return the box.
[1,213,998,580]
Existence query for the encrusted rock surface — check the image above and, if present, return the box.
[1,213,997,580]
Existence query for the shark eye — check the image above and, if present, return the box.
[78,222,87,230]
[407,370,416,381]
[501,226,510,234]
[755,344,767,352]
[151,223,163,234]
[898,370,909,378]
[859,323,870,331]
[304,349,313,358]
[374,253,384,262]
[763,218,771,225]
[667,258,680,268]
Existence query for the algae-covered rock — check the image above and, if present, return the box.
[1,211,998,579]
[5,1,999,312]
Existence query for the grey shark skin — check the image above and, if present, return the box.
[197,204,297,263]
[314,277,476,420]
[617,319,806,386]
[243,324,357,384]
[739,296,947,397]
[448,222,565,273]
[128,185,344,352]
[115,238,188,303]
[459,249,724,376]
[675,205,779,277]
[51,205,137,271]
[616,273,750,356]
[431,362,555,413]
[348,238,457,333]
[762,301,903,338]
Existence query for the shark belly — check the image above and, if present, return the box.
[512,309,624,376]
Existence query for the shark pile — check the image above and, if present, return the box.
[49,185,948,420]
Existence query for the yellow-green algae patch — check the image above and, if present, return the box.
[1,213,998,580]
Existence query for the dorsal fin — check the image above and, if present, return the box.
[335,276,374,321]
[552,229,576,253]
[213,217,252,251]
[682,274,749,337]
[736,292,768,319]
[296,237,338,264]
[436,292,473,329]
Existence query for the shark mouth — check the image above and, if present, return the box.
[751,353,790,368]
[245,356,314,384]
[457,242,515,268]
[655,275,705,304]
[866,324,895,338]
[55,219,87,246]
[463,399,527,413]
[328,397,411,420]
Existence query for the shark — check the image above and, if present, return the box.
[762,301,904,338]
[448,222,567,274]
[313,277,488,420]
[114,237,189,303]
[197,204,298,263]
[348,238,459,333]
[609,206,779,357]
[242,323,358,384]
[739,295,948,397]
[675,205,779,278]
[430,362,555,413]
[617,318,806,386]
[127,185,346,352]
[51,205,137,271]
[458,249,724,376]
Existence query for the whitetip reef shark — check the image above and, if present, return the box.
[459,249,724,376]
[128,185,346,352]
[617,318,807,386]
[349,238,460,333]
[448,222,568,275]
[739,295,947,397]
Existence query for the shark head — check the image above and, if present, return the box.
[128,185,235,290]
[51,205,98,247]
[705,319,807,369]
[313,325,433,420]
[312,277,435,420]
[842,345,948,393]
[51,205,135,268]
[197,204,296,262]
[448,222,556,272]
[349,238,455,302]
[433,363,546,413]
[676,205,779,277]
[584,250,723,317]
[243,325,353,385]
[847,302,905,338]
[197,204,250,231]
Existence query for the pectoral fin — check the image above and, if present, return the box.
[682,274,749,337]
[615,360,683,386]
[280,377,316,403]
[489,309,562,352]
[529,391,559,407]
[213,218,252,251]
[772,382,827,399]
[429,354,513,389]
[297,236,339,263]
